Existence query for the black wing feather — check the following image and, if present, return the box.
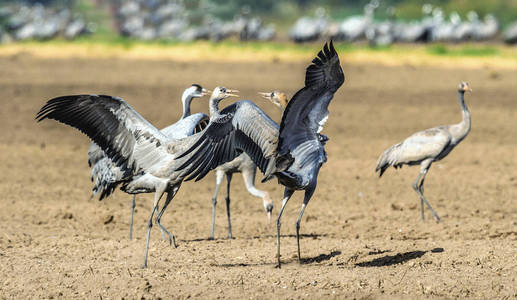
[36,95,131,164]
[278,41,345,156]
[37,94,168,175]
[176,101,279,182]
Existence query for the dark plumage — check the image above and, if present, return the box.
[176,101,276,181]
[175,41,345,267]
[36,93,201,268]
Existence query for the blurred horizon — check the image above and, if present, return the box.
[2,0,517,46]
[1,0,517,25]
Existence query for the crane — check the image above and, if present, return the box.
[208,91,279,240]
[209,91,293,239]
[175,41,345,267]
[88,84,209,240]
[37,88,238,268]
[376,82,472,222]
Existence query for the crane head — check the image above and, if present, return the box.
[258,91,289,110]
[191,84,210,98]
[183,84,210,102]
[458,82,471,93]
[210,86,239,102]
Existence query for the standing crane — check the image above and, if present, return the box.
[175,41,345,267]
[37,88,239,268]
[88,84,209,240]
[376,82,472,222]
[209,91,290,240]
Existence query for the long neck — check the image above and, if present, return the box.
[453,90,471,141]
[181,95,193,119]
[209,97,221,119]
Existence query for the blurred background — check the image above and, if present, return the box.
[1,0,517,46]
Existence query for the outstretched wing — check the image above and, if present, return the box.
[278,41,345,156]
[37,95,172,175]
[175,100,279,182]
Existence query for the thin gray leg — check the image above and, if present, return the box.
[295,203,306,262]
[129,195,136,240]
[156,188,179,248]
[412,173,424,221]
[225,173,233,239]
[277,188,295,268]
[418,173,441,223]
[143,189,165,268]
[210,171,224,240]
[295,187,315,263]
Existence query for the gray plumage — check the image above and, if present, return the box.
[207,90,274,240]
[88,85,208,201]
[88,84,208,240]
[36,87,237,268]
[176,41,345,267]
[209,91,289,240]
[376,82,472,222]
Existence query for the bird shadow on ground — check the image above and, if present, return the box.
[252,233,329,239]
[183,237,229,242]
[355,248,444,267]
[212,261,274,268]
[300,250,342,264]
[209,250,342,268]
[179,233,327,243]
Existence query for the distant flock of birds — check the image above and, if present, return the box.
[37,41,473,268]
[3,1,517,45]
[291,2,517,45]
[112,0,275,41]
[0,3,90,42]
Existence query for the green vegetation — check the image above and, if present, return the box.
[9,35,516,60]
[426,44,500,57]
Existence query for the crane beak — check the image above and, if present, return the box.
[201,89,212,96]
[201,88,211,96]
[267,211,272,224]
[258,92,272,100]
[226,89,239,97]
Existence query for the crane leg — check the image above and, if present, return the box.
[296,187,315,263]
[209,171,224,240]
[129,195,136,240]
[412,173,424,221]
[296,204,306,263]
[225,173,233,239]
[154,206,166,241]
[142,187,165,268]
[418,173,440,223]
[156,187,180,248]
[413,171,440,223]
[276,188,295,268]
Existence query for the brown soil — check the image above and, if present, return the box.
[0,53,516,299]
